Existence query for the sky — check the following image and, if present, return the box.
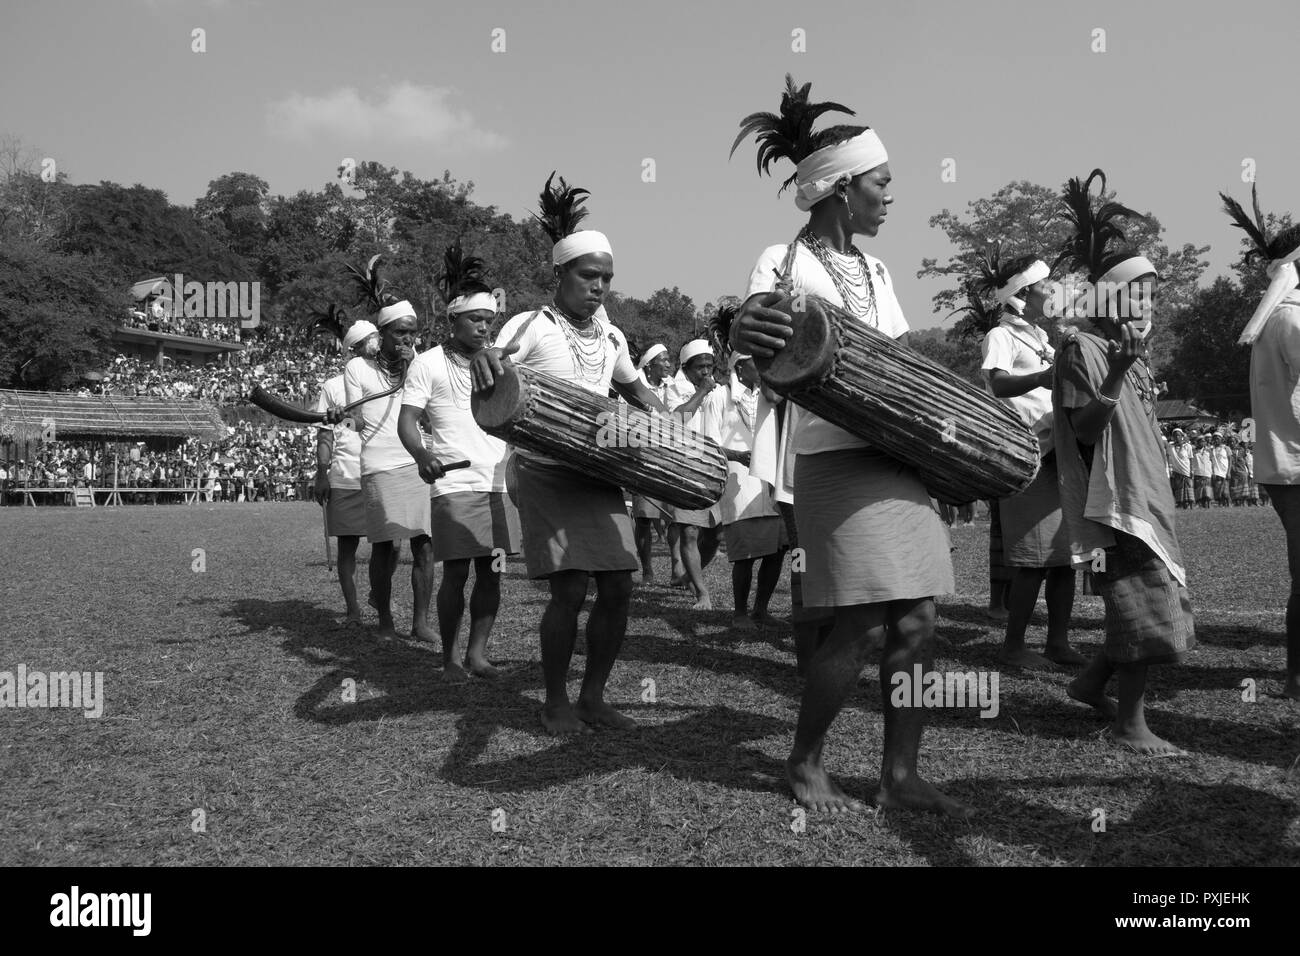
[3,0,1298,328]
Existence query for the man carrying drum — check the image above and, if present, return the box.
[730,75,970,818]
[470,173,670,736]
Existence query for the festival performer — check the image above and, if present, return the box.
[398,244,520,681]
[1222,183,1300,699]
[628,342,679,585]
[667,339,726,610]
[331,257,434,642]
[313,317,380,625]
[1052,169,1195,753]
[1167,428,1193,509]
[974,248,1082,670]
[729,75,968,817]
[1210,432,1231,506]
[470,172,671,734]
[1192,435,1213,508]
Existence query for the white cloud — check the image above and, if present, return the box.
[266,83,506,150]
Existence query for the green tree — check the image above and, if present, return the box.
[194,172,270,262]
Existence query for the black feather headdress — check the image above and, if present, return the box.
[707,296,742,359]
[301,303,350,342]
[436,241,491,307]
[1216,183,1279,264]
[946,281,1003,339]
[1052,169,1149,282]
[730,74,856,194]
[532,171,591,242]
[344,254,402,312]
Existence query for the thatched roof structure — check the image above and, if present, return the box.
[0,389,228,442]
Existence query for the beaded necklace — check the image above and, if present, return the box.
[797,227,878,323]
[442,343,474,410]
[552,303,609,384]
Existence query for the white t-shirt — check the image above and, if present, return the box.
[343,356,411,476]
[402,345,510,497]
[745,243,909,455]
[981,314,1055,455]
[1250,294,1300,484]
[314,374,362,490]
[494,306,639,395]
[716,379,776,524]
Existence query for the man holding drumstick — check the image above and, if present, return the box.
[471,172,670,735]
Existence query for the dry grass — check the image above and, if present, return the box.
[1,503,1297,866]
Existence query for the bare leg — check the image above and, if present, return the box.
[369,541,398,639]
[751,550,784,626]
[540,570,591,735]
[1067,651,1118,718]
[786,604,880,812]
[572,570,637,729]
[1000,568,1053,669]
[731,557,756,630]
[410,535,436,642]
[698,526,720,571]
[1112,663,1184,754]
[680,525,711,609]
[336,535,361,622]
[876,598,975,819]
[1042,566,1083,665]
[437,558,471,682]
[667,523,687,586]
[635,516,655,585]
[464,554,502,678]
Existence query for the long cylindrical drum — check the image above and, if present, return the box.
[472,363,728,510]
[756,294,1040,504]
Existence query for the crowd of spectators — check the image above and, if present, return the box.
[123,310,242,342]
[1160,421,1263,509]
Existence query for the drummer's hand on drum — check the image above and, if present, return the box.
[312,471,330,505]
[1035,366,1055,390]
[726,449,752,467]
[734,291,793,359]
[471,341,520,392]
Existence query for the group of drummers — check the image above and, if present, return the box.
[295,75,1300,818]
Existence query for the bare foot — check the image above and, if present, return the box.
[691,595,713,611]
[731,614,756,632]
[876,774,974,820]
[1067,679,1119,719]
[540,703,591,736]
[374,619,399,642]
[786,756,863,813]
[640,574,656,588]
[410,623,437,643]
[983,606,1009,623]
[1045,645,1087,666]
[441,663,470,684]
[1110,725,1187,756]
[1000,648,1056,671]
[466,659,500,680]
[575,699,638,730]
[669,575,691,590]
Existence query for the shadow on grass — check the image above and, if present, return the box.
[878,776,1300,867]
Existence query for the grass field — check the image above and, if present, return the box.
[1,502,1297,866]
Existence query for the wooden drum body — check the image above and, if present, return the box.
[472,362,727,510]
[756,295,1040,504]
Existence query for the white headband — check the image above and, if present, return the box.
[553,230,613,266]
[794,130,889,212]
[995,259,1050,308]
[1097,256,1158,288]
[637,343,667,370]
[342,320,378,350]
[377,300,415,327]
[679,339,712,366]
[1239,247,1300,345]
[447,292,497,316]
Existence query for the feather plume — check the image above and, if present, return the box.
[1052,169,1148,281]
[436,241,489,304]
[1220,183,1273,265]
[532,171,590,243]
[946,281,1002,338]
[707,297,741,358]
[301,303,349,342]
[729,74,855,194]
[344,253,398,311]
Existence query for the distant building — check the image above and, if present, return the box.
[115,277,244,368]
[1155,399,1219,430]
